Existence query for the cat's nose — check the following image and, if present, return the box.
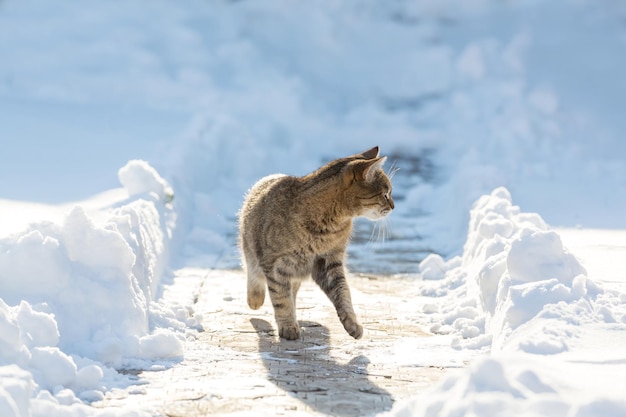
[389,198,395,210]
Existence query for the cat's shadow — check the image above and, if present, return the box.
[250,318,394,417]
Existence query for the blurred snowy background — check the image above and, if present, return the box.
[2,0,625,269]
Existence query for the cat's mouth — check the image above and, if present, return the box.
[361,207,392,221]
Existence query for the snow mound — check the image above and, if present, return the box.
[390,188,626,417]
[118,160,174,202]
[0,161,185,414]
[389,355,626,417]
[422,187,616,353]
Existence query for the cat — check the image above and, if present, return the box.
[238,146,394,340]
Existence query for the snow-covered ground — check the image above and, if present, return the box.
[1,0,625,416]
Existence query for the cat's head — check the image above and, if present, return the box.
[342,147,395,220]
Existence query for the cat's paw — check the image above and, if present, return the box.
[343,320,363,339]
[247,291,265,310]
[279,324,301,340]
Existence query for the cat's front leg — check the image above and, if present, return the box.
[312,255,363,339]
[264,268,301,340]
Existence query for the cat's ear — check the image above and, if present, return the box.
[348,146,379,160]
[348,156,387,182]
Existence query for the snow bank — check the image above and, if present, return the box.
[420,187,619,353]
[0,161,186,415]
[390,355,626,417]
[389,187,626,416]
[118,160,174,203]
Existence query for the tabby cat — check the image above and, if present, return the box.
[238,146,394,340]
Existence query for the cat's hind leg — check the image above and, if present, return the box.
[245,259,266,310]
[264,265,300,340]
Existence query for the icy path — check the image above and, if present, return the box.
[90,227,626,416]
[95,268,461,416]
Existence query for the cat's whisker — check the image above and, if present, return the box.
[368,217,390,246]
[385,217,391,241]
[378,220,386,244]
[379,220,386,243]
[387,160,400,180]
[380,218,390,244]
[368,221,379,245]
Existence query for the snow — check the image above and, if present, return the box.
[389,189,626,416]
[390,354,626,417]
[1,0,626,416]
[0,160,182,416]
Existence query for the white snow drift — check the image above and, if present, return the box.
[419,187,624,354]
[0,161,186,416]
[391,188,626,417]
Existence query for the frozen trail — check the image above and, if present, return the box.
[93,227,626,416]
[95,268,450,416]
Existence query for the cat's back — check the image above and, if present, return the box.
[240,173,299,228]
[243,174,287,204]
